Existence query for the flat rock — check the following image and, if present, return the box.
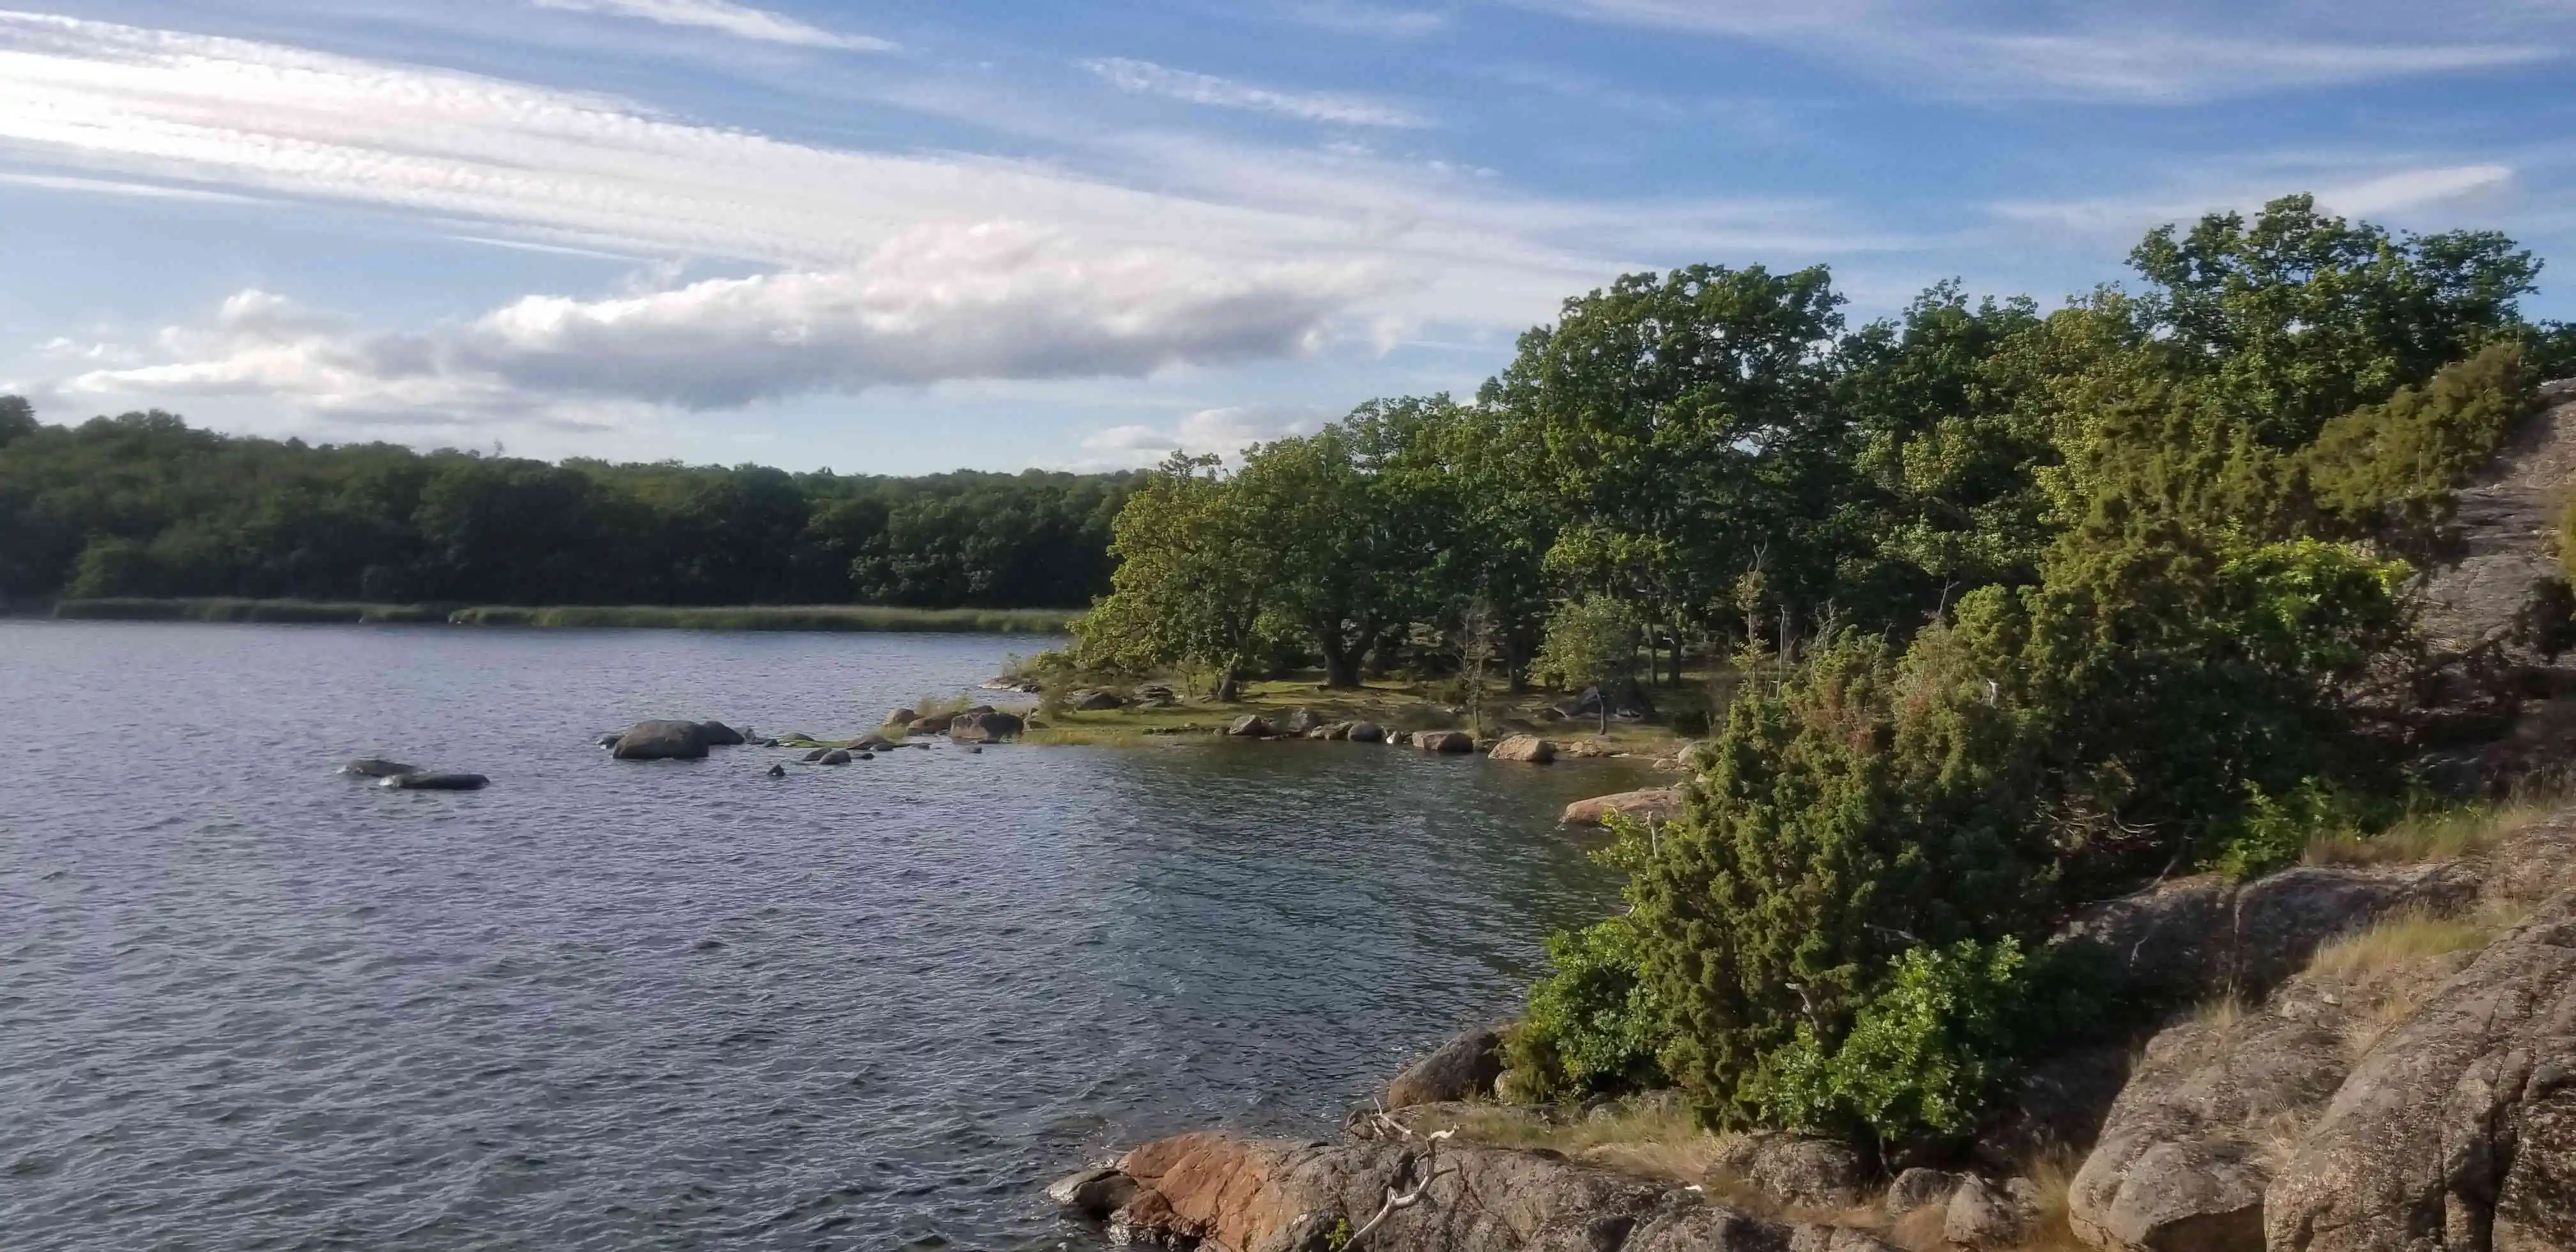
[339,758,418,778]
[379,772,487,791]
[1561,788,1680,827]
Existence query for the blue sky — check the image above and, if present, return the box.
[1,1,2569,474]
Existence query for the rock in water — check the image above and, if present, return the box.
[339,758,419,778]
[802,747,831,763]
[906,715,954,735]
[949,711,1025,744]
[1413,729,1473,753]
[1345,721,1385,744]
[692,721,746,747]
[1045,1167,1138,1220]
[820,749,852,765]
[612,720,707,760]
[855,734,900,752]
[1561,788,1679,827]
[1487,734,1555,763]
[595,733,620,749]
[1225,715,1275,738]
[379,772,487,791]
[765,763,785,777]
[1384,1027,1505,1108]
[885,707,917,726]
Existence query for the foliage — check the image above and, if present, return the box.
[1505,913,1672,1101]
[1531,593,1641,692]
[1075,452,1281,699]
[0,408,1132,609]
[2305,342,2533,547]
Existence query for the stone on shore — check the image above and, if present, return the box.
[339,757,419,778]
[907,715,954,735]
[612,720,709,760]
[1413,729,1474,753]
[1384,1027,1505,1108]
[1064,688,1124,711]
[949,711,1025,743]
[885,706,917,726]
[1225,715,1275,738]
[1487,734,1555,763]
[1282,708,1324,736]
[1346,721,1385,744]
[1561,788,1680,827]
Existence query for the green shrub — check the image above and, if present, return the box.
[1505,913,1671,1101]
[1752,937,2096,1143]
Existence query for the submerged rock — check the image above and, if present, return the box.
[612,720,709,760]
[339,758,418,779]
[379,772,487,791]
[765,763,785,777]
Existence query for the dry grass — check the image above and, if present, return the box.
[2303,800,2549,867]
[2306,898,2531,1058]
[2188,991,2249,1034]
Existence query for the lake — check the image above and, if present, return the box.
[0,622,1644,1249]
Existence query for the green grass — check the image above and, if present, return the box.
[2303,798,2550,867]
[50,598,1075,634]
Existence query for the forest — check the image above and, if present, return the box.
[1059,194,2576,1152]
[0,404,1134,611]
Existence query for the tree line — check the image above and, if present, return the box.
[1066,194,2576,1153]
[0,406,1135,610]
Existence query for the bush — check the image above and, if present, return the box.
[1505,913,1671,1101]
[1753,937,2097,1143]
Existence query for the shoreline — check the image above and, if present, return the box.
[19,597,1077,634]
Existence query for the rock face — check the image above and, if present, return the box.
[1347,721,1386,744]
[1561,788,1681,827]
[612,720,708,760]
[1060,1130,1880,1252]
[1385,1028,1505,1109]
[1488,735,1556,764]
[2054,860,2482,1004]
[1414,729,1475,754]
[948,710,1024,743]
[1227,715,1276,738]
[2265,889,2576,1252]
[2414,386,2576,660]
[380,772,487,791]
[1885,1168,1961,1218]
[339,757,418,778]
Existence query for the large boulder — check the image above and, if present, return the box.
[2053,860,2482,1005]
[1561,788,1680,827]
[1414,729,1475,754]
[1063,1130,1874,1252]
[1712,1132,1869,1209]
[1346,721,1386,744]
[1384,1027,1505,1109]
[1282,708,1325,736]
[1064,688,1124,711]
[2265,890,2576,1251]
[906,715,954,735]
[949,711,1025,743]
[692,720,746,747]
[1226,715,1276,738]
[1945,1175,2040,1248]
[612,720,707,760]
[1487,735,1556,764]
[339,757,418,778]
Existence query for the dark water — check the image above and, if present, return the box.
[0,622,1644,1250]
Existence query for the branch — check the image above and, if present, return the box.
[1347,1129,1453,1247]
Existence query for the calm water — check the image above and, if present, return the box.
[0,622,1642,1251]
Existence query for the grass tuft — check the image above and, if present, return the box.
[2303,800,2549,867]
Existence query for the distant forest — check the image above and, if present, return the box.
[0,401,1135,609]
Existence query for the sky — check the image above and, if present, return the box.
[0,1,2570,475]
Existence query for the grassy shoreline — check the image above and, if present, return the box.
[37,597,1077,634]
[1016,676,1694,755]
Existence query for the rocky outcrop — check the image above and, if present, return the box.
[1885,1168,1961,1218]
[1055,1131,1890,1252]
[339,757,418,778]
[1386,1028,1505,1109]
[612,719,709,760]
[1945,1175,2041,1248]
[2414,384,2576,660]
[2053,860,2481,1004]
[1414,730,1475,754]
[1562,788,1680,828]
[1488,735,1556,764]
[2265,889,2576,1252]
[1712,1133,1868,1209]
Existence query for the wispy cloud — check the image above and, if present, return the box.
[1273,2,1452,38]
[1994,162,2520,237]
[1084,57,1430,128]
[1520,0,2557,101]
[528,0,892,50]
[1078,404,1327,467]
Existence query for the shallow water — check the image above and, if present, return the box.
[0,622,1644,1250]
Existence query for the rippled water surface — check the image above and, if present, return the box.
[0,622,1645,1250]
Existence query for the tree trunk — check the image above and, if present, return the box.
[1320,634,1362,689]
[1213,662,1241,703]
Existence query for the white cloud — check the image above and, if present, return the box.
[527,0,891,50]
[1520,0,2556,101]
[1078,405,1327,467]
[59,226,1379,418]
[1084,57,1430,128]
[1275,3,1453,38]
[1994,163,2520,237]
